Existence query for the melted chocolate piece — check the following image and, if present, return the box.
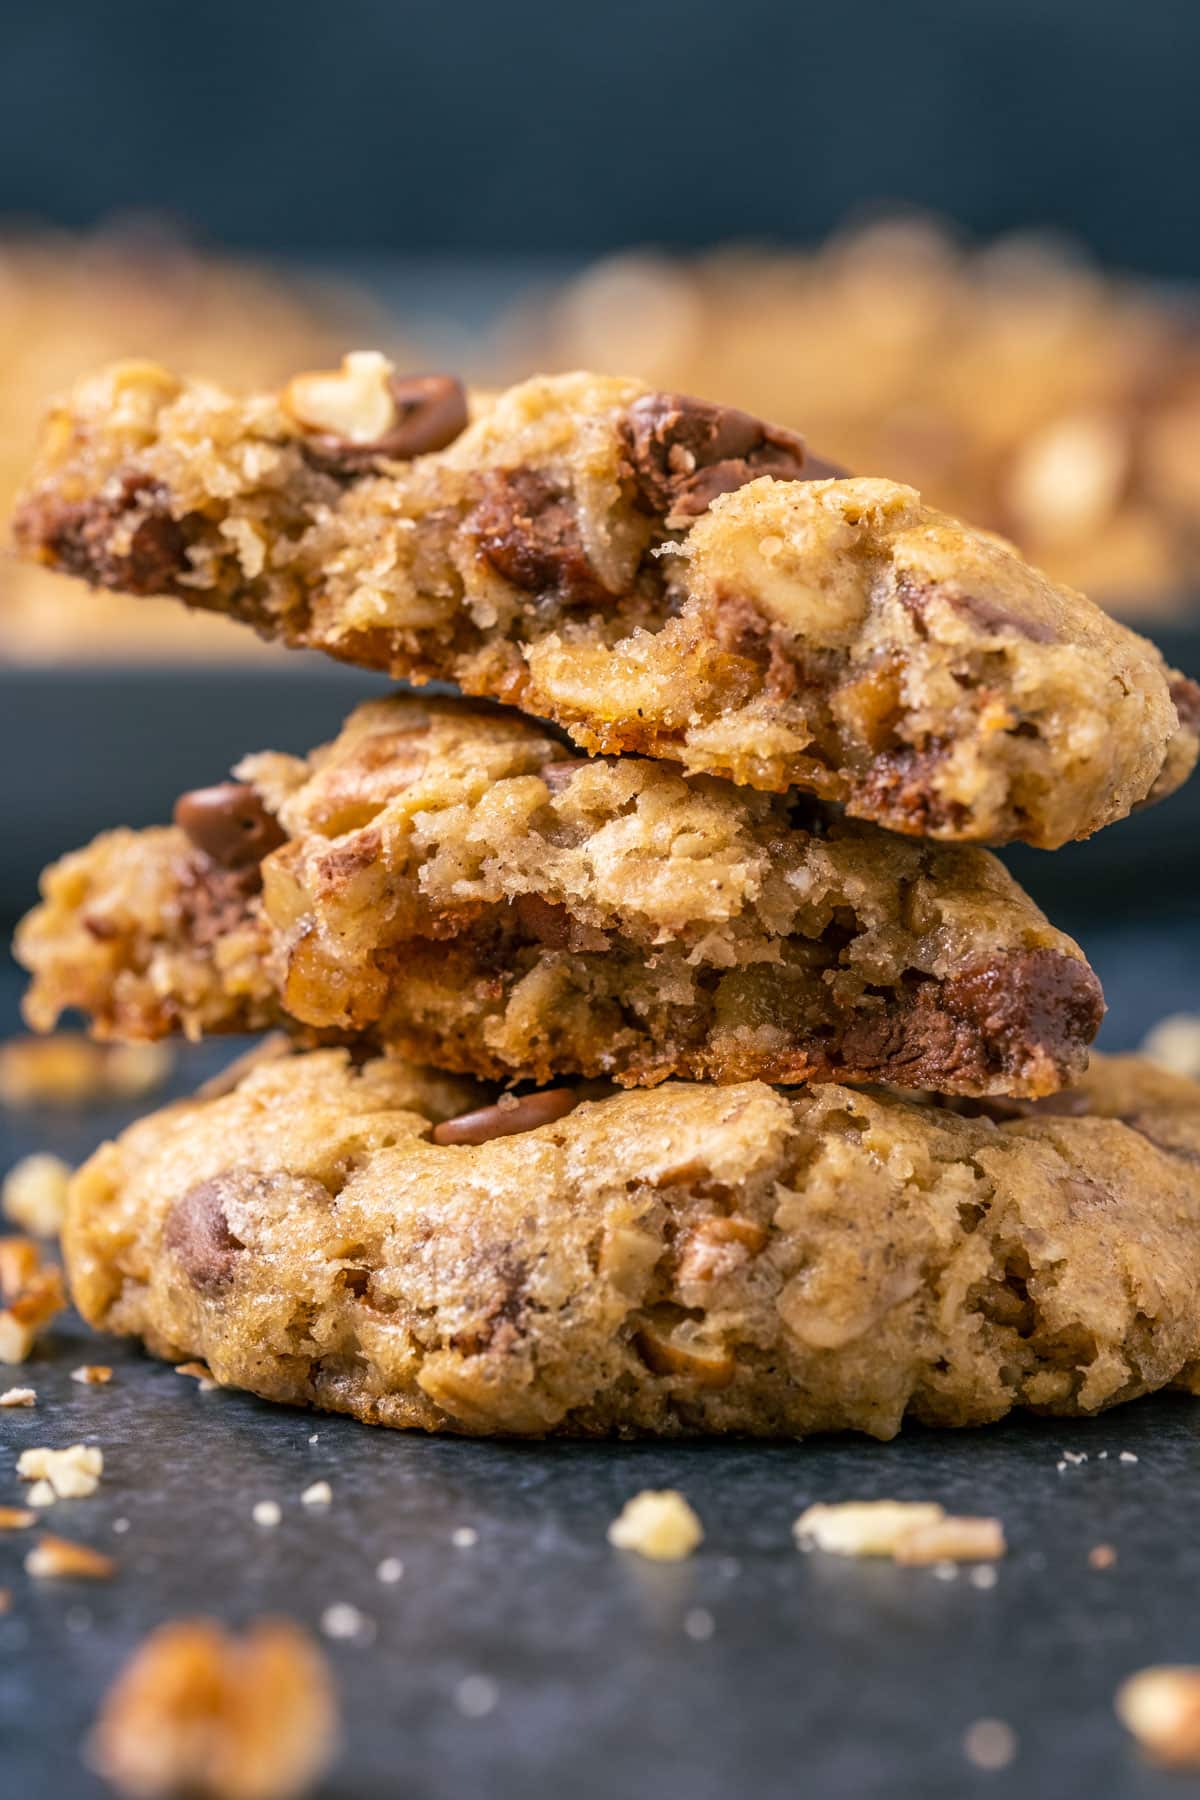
[174,784,286,871]
[620,392,810,522]
[432,1088,579,1146]
[164,1177,246,1290]
[304,373,468,473]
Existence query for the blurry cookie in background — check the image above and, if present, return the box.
[511,215,1200,617]
[0,220,384,662]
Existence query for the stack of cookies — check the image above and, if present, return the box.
[11,356,1200,1438]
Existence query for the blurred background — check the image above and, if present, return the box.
[2,0,1199,1042]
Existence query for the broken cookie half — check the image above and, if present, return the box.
[12,358,1197,847]
[16,695,1103,1098]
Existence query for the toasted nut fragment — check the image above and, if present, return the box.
[87,1617,339,1800]
[26,1533,115,1580]
[635,1323,735,1387]
[1116,1666,1200,1766]
[0,1235,40,1297]
[793,1500,946,1557]
[282,350,398,444]
[0,1505,35,1529]
[891,1515,1006,1565]
[18,1443,103,1499]
[0,1386,36,1407]
[0,1033,172,1108]
[27,1479,56,1507]
[2,1153,71,1236]
[0,1236,66,1364]
[674,1215,768,1285]
[607,1489,704,1562]
[72,1364,114,1385]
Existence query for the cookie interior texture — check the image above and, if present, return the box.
[65,1048,1200,1440]
[13,362,1197,847]
[16,696,1104,1098]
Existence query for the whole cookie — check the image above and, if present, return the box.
[64,1048,1200,1439]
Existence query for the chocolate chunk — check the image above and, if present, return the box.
[164,1177,246,1290]
[432,1088,579,1146]
[620,392,810,523]
[856,740,970,837]
[17,472,190,596]
[510,894,609,953]
[174,783,286,870]
[827,950,1103,1092]
[305,374,468,473]
[471,469,612,606]
[539,759,583,794]
[175,860,262,950]
[1170,674,1200,735]
[900,580,1058,644]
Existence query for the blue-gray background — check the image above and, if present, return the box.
[4,0,1198,272]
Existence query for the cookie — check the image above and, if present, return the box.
[16,696,1103,1097]
[64,1047,1200,1439]
[13,359,1197,846]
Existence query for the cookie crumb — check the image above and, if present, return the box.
[26,1534,115,1579]
[1119,1451,1139,1464]
[86,1616,337,1800]
[319,1603,373,1645]
[608,1490,703,1562]
[683,1607,715,1641]
[963,1718,1017,1771]
[175,1361,219,1393]
[892,1515,1007,1566]
[2,1153,71,1237]
[0,1505,35,1529]
[1089,1543,1118,1570]
[252,1501,282,1529]
[969,1564,999,1590]
[454,1675,499,1719]
[112,1518,131,1535]
[71,1365,113,1385]
[27,1479,56,1507]
[0,1385,36,1406]
[794,1500,943,1557]
[17,1443,103,1499]
[376,1558,404,1585]
[451,1526,478,1549]
[1116,1666,1200,1765]
[1060,1450,1087,1465]
[301,1481,331,1508]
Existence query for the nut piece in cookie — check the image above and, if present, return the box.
[87,1617,339,1800]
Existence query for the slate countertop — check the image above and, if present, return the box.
[2,929,1200,1800]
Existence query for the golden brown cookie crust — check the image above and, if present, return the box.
[64,1049,1200,1440]
[15,696,1103,1097]
[12,361,1196,846]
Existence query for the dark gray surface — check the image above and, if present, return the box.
[2,937,1200,1800]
